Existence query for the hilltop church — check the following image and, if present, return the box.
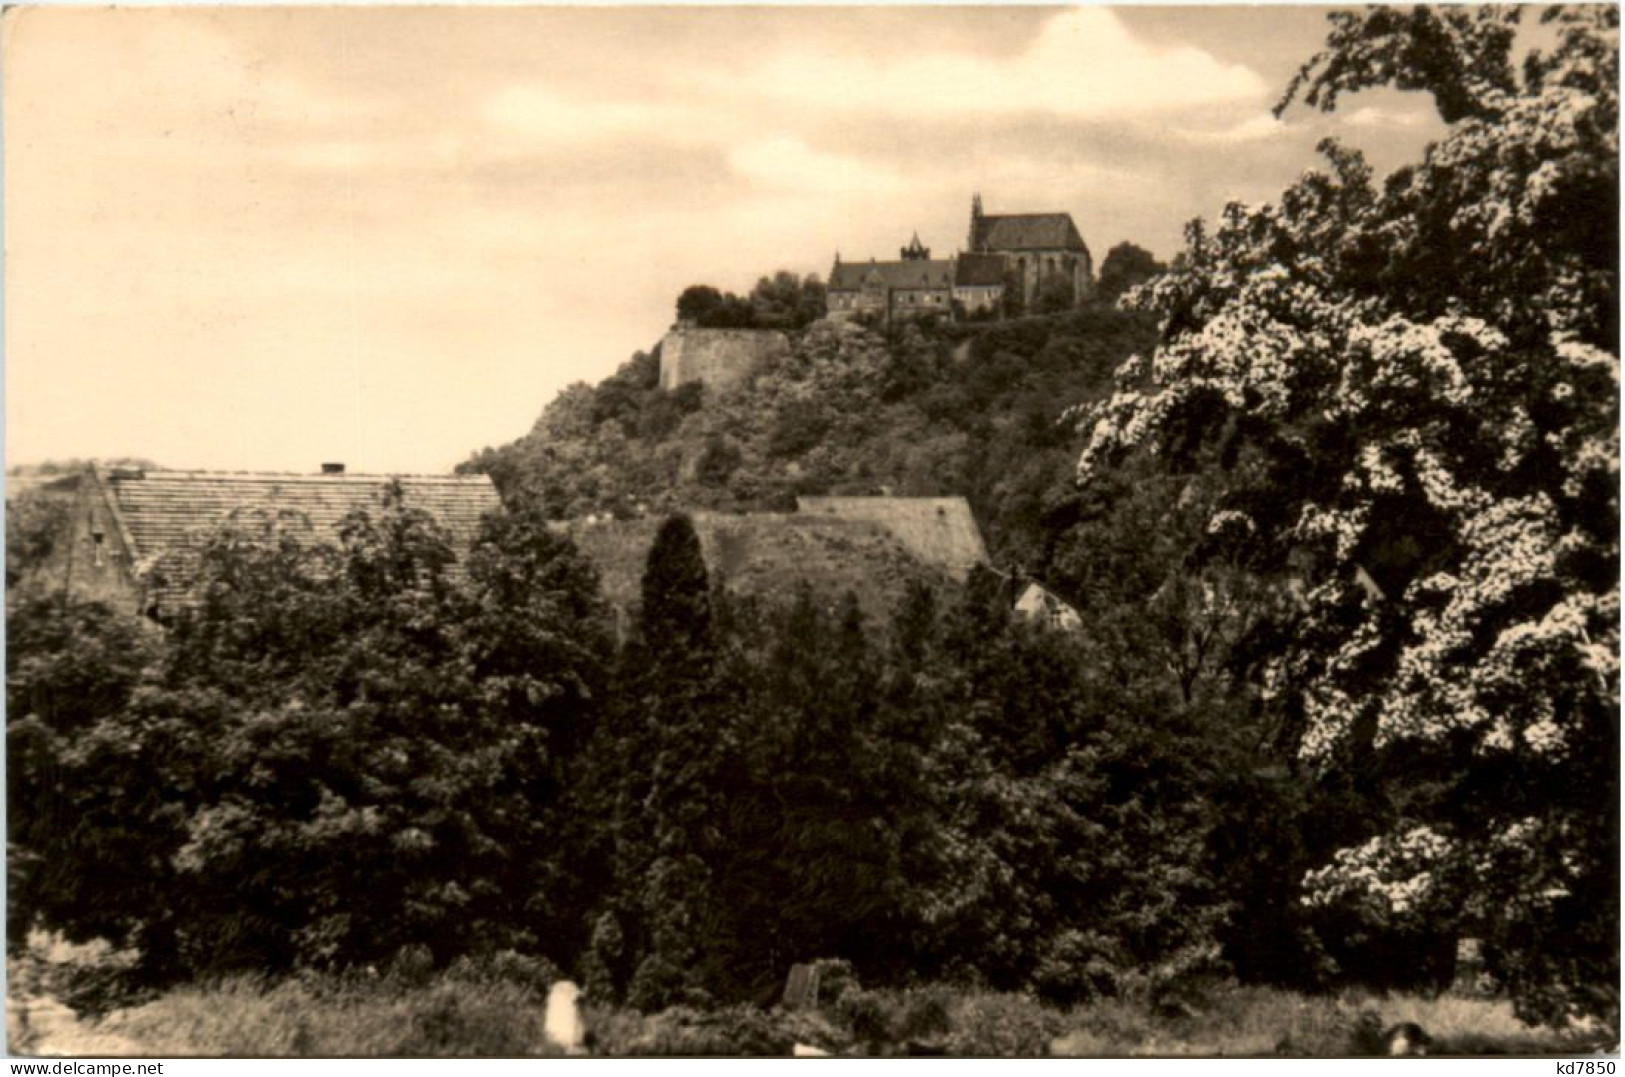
[827,195,1093,326]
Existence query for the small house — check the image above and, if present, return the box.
[1013,579,1083,631]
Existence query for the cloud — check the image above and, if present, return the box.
[476,7,1270,158]
[1344,105,1429,129]
[273,138,379,171]
[749,7,1265,120]
[727,137,902,195]
[481,85,696,144]
[1178,111,1289,144]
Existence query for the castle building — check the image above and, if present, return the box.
[953,252,1007,316]
[826,233,958,324]
[826,196,1092,326]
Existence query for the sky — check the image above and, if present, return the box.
[3,5,1449,475]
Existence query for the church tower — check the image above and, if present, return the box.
[968,193,984,252]
[900,231,931,261]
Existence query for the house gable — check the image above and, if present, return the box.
[28,469,147,615]
[1013,580,1082,631]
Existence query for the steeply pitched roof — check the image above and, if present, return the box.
[99,469,500,609]
[973,212,1087,253]
[795,496,989,581]
[828,258,956,292]
[1014,580,1083,630]
[954,252,1007,287]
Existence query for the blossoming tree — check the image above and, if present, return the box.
[1077,6,1617,1025]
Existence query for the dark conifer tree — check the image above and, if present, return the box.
[605,514,737,1008]
[760,589,891,981]
[638,513,712,659]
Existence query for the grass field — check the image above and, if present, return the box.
[11,954,1613,1058]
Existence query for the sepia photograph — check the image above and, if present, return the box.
[3,1,1618,1060]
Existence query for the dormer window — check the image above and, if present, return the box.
[91,529,106,567]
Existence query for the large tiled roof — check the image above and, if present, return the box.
[795,496,989,581]
[973,213,1087,253]
[828,258,956,292]
[103,469,500,609]
[954,252,1007,287]
[559,511,956,629]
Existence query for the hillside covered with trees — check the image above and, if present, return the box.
[461,306,1160,584]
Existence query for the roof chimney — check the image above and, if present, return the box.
[321,462,345,475]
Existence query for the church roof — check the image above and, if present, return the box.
[954,252,1007,287]
[829,258,956,291]
[973,212,1087,253]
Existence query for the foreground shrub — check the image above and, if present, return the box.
[1048,984,1613,1057]
[8,930,145,1019]
[391,980,547,1057]
[829,984,957,1053]
[443,950,561,995]
[591,1004,796,1057]
[942,992,1062,1057]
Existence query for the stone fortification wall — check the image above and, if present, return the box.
[659,328,790,392]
